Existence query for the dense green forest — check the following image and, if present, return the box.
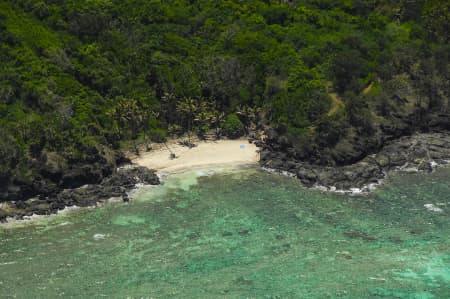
[0,0,449,199]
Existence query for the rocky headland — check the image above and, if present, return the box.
[258,128,450,193]
[0,147,160,222]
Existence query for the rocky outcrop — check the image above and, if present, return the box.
[0,166,160,222]
[101,166,160,187]
[0,147,122,202]
[425,113,450,131]
[54,166,159,208]
[260,131,450,192]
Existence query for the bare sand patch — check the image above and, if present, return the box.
[131,139,259,173]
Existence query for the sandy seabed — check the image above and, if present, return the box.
[131,139,259,173]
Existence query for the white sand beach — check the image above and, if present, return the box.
[131,139,260,173]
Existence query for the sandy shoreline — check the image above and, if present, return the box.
[131,139,260,174]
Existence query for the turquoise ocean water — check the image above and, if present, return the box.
[1,166,449,298]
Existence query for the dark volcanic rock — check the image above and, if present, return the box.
[0,209,8,222]
[102,166,160,187]
[381,116,413,140]
[39,152,67,182]
[0,147,118,203]
[2,165,160,222]
[55,166,160,209]
[418,161,433,173]
[260,132,450,191]
[425,113,450,131]
[331,139,366,165]
[61,165,104,188]
[115,151,132,166]
[296,168,318,186]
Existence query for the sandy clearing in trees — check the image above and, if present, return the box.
[131,139,259,173]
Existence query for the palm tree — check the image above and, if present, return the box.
[207,99,225,139]
[236,105,257,134]
[160,92,177,124]
[176,96,197,144]
[142,104,159,151]
[211,109,225,139]
[195,110,212,139]
[109,97,144,154]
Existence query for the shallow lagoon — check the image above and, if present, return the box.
[1,166,449,298]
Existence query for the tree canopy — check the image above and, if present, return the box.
[0,0,448,179]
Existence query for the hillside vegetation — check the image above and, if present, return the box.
[0,0,449,200]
